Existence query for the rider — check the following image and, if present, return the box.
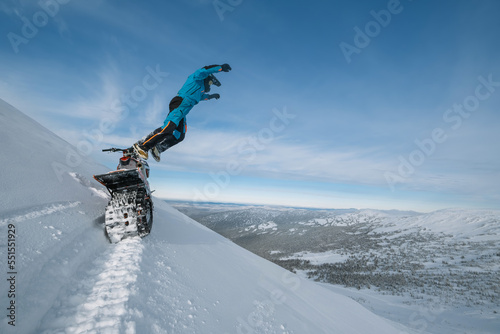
[132,63,232,161]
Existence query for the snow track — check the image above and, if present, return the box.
[40,237,144,334]
[0,202,81,227]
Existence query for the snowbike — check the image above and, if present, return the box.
[93,148,153,243]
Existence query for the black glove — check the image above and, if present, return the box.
[209,94,220,100]
[221,64,232,72]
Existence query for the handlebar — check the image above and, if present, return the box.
[102,148,128,152]
[102,147,141,159]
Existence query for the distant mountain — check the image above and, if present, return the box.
[173,201,500,334]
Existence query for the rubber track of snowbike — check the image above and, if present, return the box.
[105,189,152,243]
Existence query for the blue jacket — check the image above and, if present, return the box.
[164,66,223,127]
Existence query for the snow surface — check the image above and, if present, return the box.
[258,221,278,231]
[0,99,411,333]
[281,251,350,265]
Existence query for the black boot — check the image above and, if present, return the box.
[133,143,148,159]
[151,146,161,162]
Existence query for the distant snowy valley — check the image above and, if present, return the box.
[172,202,500,334]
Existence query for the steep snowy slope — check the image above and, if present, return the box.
[0,99,111,334]
[0,100,409,333]
[0,99,108,212]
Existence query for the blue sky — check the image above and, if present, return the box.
[1,0,499,212]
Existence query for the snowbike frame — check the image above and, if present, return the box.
[93,148,154,243]
[94,148,151,195]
